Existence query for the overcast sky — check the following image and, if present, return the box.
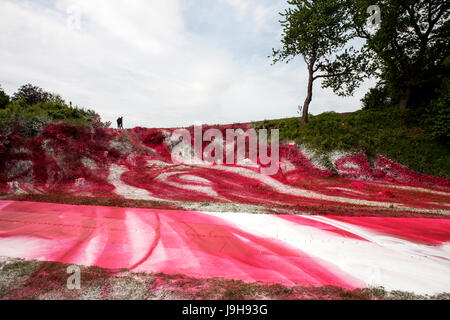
[0,0,376,128]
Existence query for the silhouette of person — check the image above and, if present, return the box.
[117,117,123,129]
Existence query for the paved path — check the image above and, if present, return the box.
[0,200,449,294]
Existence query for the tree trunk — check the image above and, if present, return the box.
[399,87,412,109]
[301,66,314,124]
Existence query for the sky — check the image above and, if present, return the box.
[0,0,376,128]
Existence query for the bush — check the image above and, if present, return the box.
[0,100,100,138]
[142,129,165,148]
[361,82,391,110]
[0,82,105,137]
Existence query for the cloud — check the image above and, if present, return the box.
[225,0,273,30]
[0,0,372,128]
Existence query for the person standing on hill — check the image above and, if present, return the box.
[117,117,123,129]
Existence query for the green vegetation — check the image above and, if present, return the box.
[271,0,372,123]
[0,86,9,109]
[350,0,449,110]
[0,83,104,138]
[427,77,450,142]
[269,0,449,177]
[0,259,40,298]
[0,100,100,137]
[273,0,449,124]
[254,106,450,178]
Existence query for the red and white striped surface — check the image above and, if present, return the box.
[1,200,449,294]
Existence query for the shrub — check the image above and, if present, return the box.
[361,82,391,110]
[0,100,101,138]
[0,82,106,138]
[142,129,165,148]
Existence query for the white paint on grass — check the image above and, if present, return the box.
[0,236,52,261]
[75,225,108,266]
[298,144,329,171]
[108,164,162,201]
[375,183,450,196]
[147,160,174,167]
[202,211,450,294]
[155,172,218,198]
[279,159,296,173]
[0,201,13,211]
[202,164,450,214]
[328,187,367,195]
[178,174,212,184]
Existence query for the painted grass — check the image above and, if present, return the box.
[253,108,450,178]
[1,193,445,218]
[1,258,448,300]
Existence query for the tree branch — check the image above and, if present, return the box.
[313,71,351,81]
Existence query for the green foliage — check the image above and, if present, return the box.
[0,97,99,138]
[12,83,48,105]
[271,0,376,123]
[0,82,103,137]
[361,82,391,109]
[426,77,450,142]
[0,86,9,109]
[272,0,351,63]
[272,0,374,96]
[11,83,68,106]
[254,107,450,178]
[350,0,450,108]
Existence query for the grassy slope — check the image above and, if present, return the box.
[253,107,450,178]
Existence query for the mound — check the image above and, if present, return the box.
[1,122,449,216]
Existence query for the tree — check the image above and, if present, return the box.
[0,86,9,109]
[350,0,450,109]
[45,93,66,105]
[12,84,67,107]
[12,84,47,105]
[271,0,374,123]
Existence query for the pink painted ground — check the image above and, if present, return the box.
[1,200,449,294]
[1,123,449,217]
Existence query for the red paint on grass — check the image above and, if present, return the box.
[0,200,362,287]
[1,200,450,288]
[0,123,449,217]
[279,215,369,242]
[329,216,450,246]
[334,151,373,180]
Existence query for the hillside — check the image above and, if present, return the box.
[253,107,450,179]
[0,115,449,217]
[1,108,450,297]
